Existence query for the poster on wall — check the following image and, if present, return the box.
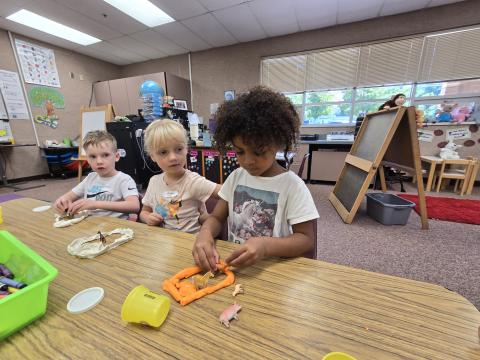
[0,70,29,120]
[446,127,471,141]
[15,39,61,88]
[417,129,434,142]
[29,86,64,128]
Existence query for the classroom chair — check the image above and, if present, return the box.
[297,153,310,178]
[465,157,479,195]
[435,159,473,195]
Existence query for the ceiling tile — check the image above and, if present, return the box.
[109,36,168,59]
[197,0,246,11]
[427,0,465,6]
[337,0,384,24]
[380,0,430,17]
[150,0,207,21]
[295,0,338,31]
[20,0,121,40]
[248,0,300,37]
[154,21,211,52]
[131,30,187,56]
[182,13,237,47]
[75,45,130,65]
[57,0,149,35]
[88,41,149,63]
[0,0,33,17]
[214,3,266,42]
[0,17,83,51]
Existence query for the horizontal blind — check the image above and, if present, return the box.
[305,47,360,90]
[419,27,480,82]
[261,55,306,92]
[357,38,423,86]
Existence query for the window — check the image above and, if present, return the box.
[263,26,480,126]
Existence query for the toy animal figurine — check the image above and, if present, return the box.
[436,101,458,122]
[219,302,242,328]
[452,106,471,123]
[232,284,244,297]
[439,141,462,160]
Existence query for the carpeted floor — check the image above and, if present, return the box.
[1,176,479,310]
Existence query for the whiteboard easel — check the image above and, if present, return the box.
[74,104,114,181]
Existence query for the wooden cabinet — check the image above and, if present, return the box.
[94,72,190,116]
[311,150,348,182]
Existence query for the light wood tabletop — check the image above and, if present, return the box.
[1,198,479,359]
[420,155,444,192]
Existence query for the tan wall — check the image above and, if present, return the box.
[122,0,480,123]
[0,30,121,180]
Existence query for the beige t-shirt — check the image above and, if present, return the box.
[142,170,217,234]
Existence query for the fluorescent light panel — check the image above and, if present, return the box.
[103,0,174,27]
[7,9,101,46]
[426,27,480,38]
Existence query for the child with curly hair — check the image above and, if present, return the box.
[193,86,319,271]
[140,119,220,234]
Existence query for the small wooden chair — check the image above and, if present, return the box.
[435,159,473,195]
[465,157,479,195]
[297,153,310,178]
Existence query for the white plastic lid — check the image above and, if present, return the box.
[32,205,51,212]
[67,287,104,314]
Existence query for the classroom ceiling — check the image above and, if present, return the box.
[0,0,467,66]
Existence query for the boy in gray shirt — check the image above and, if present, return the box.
[53,130,140,219]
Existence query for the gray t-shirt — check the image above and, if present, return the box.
[72,171,138,219]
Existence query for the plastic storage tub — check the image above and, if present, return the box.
[365,193,416,225]
[0,230,58,340]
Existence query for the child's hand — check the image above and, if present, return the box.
[193,230,219,272]
[144,212,164,226]
[68,199,95,214]
[53,197,71,214]
[225,237,268,268]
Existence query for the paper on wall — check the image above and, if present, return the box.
[417,129,434,142]
[446,127,471,141]
[15,39,61,88]
[0,70,29,120]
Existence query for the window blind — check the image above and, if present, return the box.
[305,47,360,90]
[419,27,480,82]
[261,55,306,92]
[356,38,423,86]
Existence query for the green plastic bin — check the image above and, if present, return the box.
[0,230,58,340]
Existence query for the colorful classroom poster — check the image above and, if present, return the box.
[15,39,61,88]
[0,70,29,120]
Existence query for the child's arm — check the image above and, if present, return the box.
[210,184,221,199]
[68,195,140,215]
[224,220,315,268]
[53,191,79,214]
[193,198,229,272]
[139,205,165,226]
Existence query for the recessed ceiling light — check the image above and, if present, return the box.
[103,0,174,27]
[7,9,101,46]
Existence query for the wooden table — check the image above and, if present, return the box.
[420,155,444,192]
[1,198,479,359]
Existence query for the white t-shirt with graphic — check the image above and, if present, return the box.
[219,168,319,244]
[72,171,138,219]
[142,170,217,234]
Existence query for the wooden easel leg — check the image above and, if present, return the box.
[378,166,387,192]
[77,161,83,183]
[407,107,428,229]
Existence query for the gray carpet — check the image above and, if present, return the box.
[2,176,479,309]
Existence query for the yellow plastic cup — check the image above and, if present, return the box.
[322,352,357,360]
[0,206,3,224]
[121,285,170,327]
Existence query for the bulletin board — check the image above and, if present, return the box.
[79,105,114,157]
[221,151,239,183]
[203,150,221,184]
[329,106,428,229]
[187,149,203,175]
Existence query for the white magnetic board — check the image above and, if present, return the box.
[80,109,107,156]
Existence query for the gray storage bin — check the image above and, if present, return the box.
[365,193,415,225]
